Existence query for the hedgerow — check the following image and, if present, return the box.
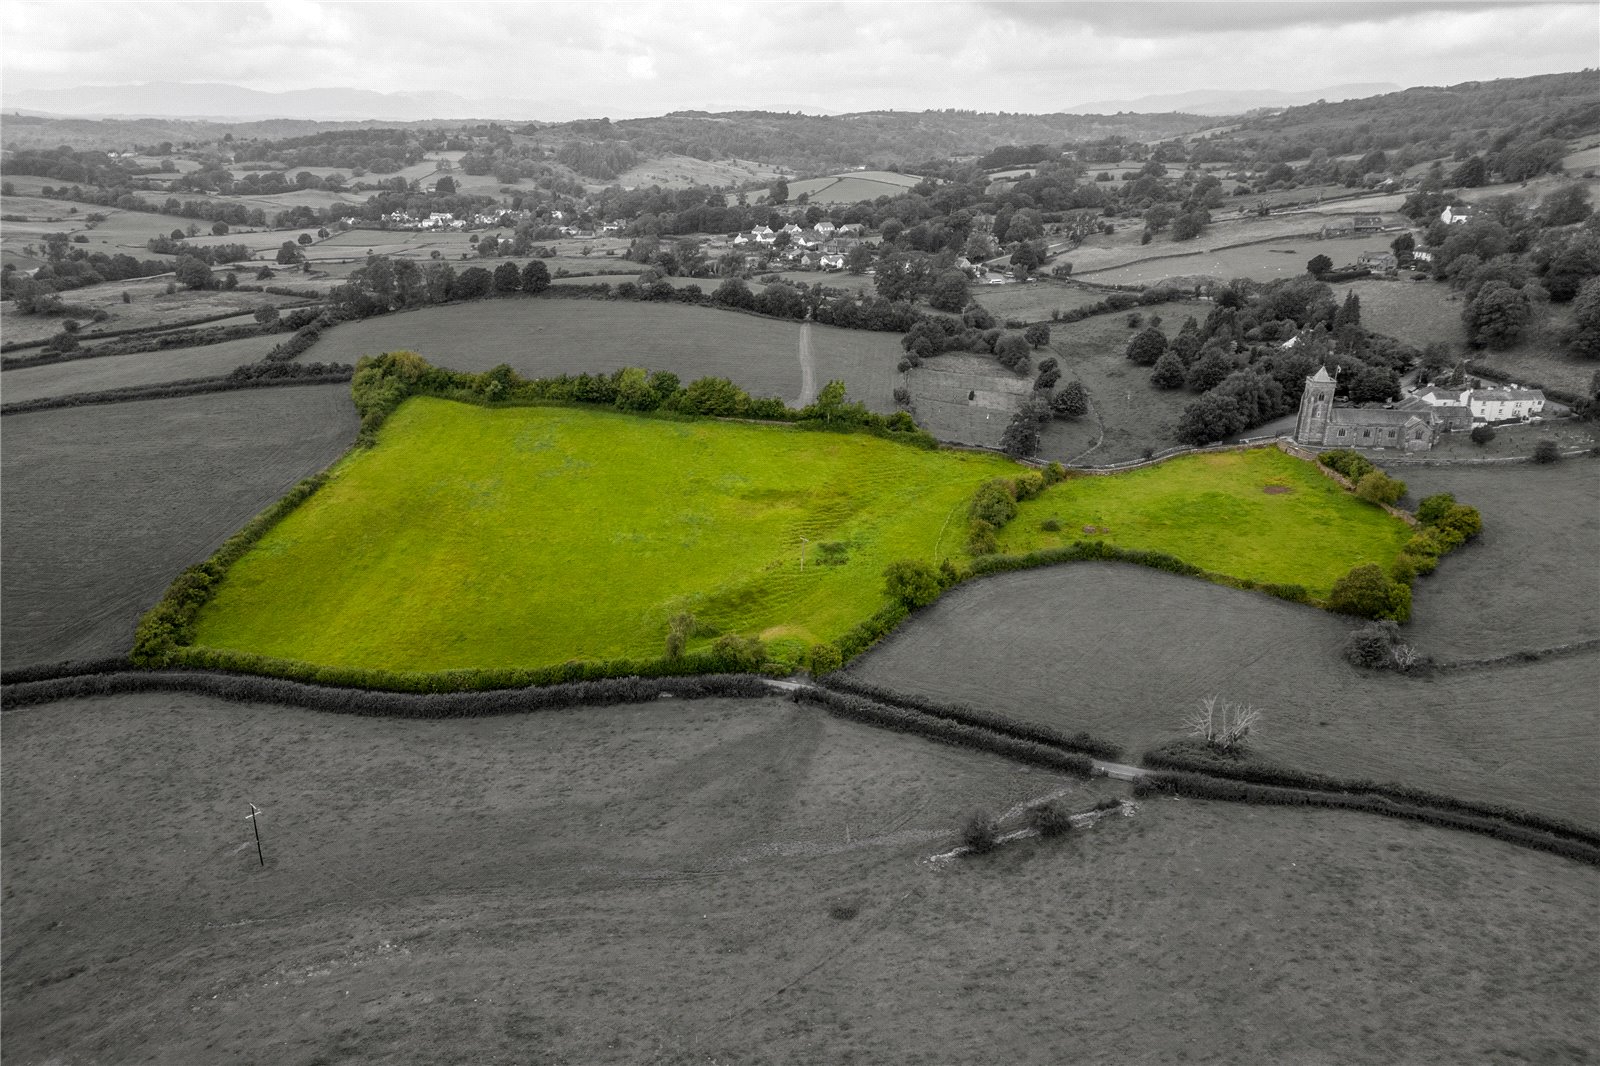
[0,370,353,415]
[0,669,773,715]
[820,674,1123,760]
[792,686,1096,778]
[348,350,938,451]
[1140,740,1600,848]
[1133,770,1600,866]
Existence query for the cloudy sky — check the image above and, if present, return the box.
[2,1,1595,119]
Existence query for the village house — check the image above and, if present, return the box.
[814,220,837,238]
[1411,383,1545,423]
[1358,250,1398,272]
[1440,204,1475,225]
[836,223,866,237]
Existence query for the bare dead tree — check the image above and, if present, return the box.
[1185,696,1262,753]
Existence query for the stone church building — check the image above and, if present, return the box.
[1293,367,1435,452]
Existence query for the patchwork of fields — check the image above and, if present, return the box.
[0,386,358,667]
[3,690,1592,1066]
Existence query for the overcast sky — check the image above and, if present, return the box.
[2,1,1595,119]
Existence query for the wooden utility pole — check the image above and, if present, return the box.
[247,803,265,868]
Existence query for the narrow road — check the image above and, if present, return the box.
[795,321,817,408]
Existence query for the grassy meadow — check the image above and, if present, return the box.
[1001,448,1414,596]
[192,398,1020,671]
[5,689,1593,1066]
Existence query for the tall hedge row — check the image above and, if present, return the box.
[793,686,1096,778]
[1133,771,1600,866]
[821,674,1123,761]
[1141,740,1600,847]
[1,670,774,716]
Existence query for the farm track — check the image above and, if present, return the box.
[795,321,816,407]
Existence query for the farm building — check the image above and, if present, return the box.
[1294,367,1436,451]
[1440,204,1475,225]
[1358,251,1399,272]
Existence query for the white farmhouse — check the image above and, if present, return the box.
[1469,387,1545,422]
[1440,204,1475,225]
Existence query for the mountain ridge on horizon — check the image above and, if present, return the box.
[4,78,1409,124]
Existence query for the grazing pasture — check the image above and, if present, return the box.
[1341,276,1469,351]
[192,398,1019,672]
[846,564,1600,825]
[773,170,923,205]
[1062,210,1368,275]
[0,385,358,667]
[1034,301,1211,463]
[0,334,284,404]
[1002,448,1413,595]
[1087,235,1397,286]
[906,352,1031,449]
[3,690,1593,1066]
[1398,460,1600,661]
[965,279,1105,323]
[305,299,903,411]
[613,153,785,190]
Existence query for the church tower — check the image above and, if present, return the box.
[1295,366,1336,445]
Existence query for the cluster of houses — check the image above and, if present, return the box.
[1293,365,1547,452]
[729,221,869,269]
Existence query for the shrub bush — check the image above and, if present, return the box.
[961,810,1001,852]
[883,559,944,608]
[1532,439,1562,463]
[1327,563,1411,622]
[968,478,1018,527]
[1355,470,1406,506]
[1317,449,1376,482]
[808,642,842,676]
[1026,800,1075,838]
[1470,424,1496,445]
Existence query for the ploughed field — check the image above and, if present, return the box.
[3,690,1593,1066]
[845,564,1600,827]
[999,448,1414,597]
[189,403,1414,677]
[191,398,1019,672]
[0,386,359,668]
[303,299,902,412]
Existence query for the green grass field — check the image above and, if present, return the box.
[999,449,1413,595]
[192,399,1020,671]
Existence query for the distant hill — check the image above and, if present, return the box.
[2,82,579,123]
[1068,84,1401,117]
